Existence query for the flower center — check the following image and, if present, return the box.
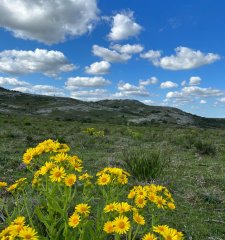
[55,172,62,178]
[118,221,125,229]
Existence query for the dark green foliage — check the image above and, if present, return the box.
[121,147,168,181]
[194,139,216,155]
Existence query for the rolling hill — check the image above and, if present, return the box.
[0,87,225,128]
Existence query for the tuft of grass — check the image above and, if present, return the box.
[121,147,168,181]
[194,139,216,155]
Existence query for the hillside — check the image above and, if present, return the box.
[0,87,225,128]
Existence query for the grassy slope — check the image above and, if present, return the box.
[0,113,225,239]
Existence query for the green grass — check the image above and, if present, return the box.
[0,113,225,239]
[121,147,168,181]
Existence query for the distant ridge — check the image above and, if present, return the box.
[0,87,225,128]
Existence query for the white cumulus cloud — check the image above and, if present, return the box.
[70,89,108,100]
[189,76,201,85]
[200,100,207,104]
[160,81,178,89]
[92,45,131,62]
[0,0,99,44]
[116,81,149,97]
[12,84,65,96]
[110,44,144,54]
[139,77,158,86]
[0,49,76,77]
[140,50,161,62]
[85,61,111,75]
[219,97,225,103]
[141,47,220,70]
[0,77,30,87]
[166,86,224,102]
[65,76,111,89]
[108,11,142,41]
[142,99,155,105]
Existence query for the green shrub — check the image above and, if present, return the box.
[121,147,168,181]
[194,139,216,155]
[171,132,197,149]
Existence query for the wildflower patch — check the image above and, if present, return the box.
[0,139,183,239]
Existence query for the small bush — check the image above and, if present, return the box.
[194,139,216,155]
[121,147,168,181]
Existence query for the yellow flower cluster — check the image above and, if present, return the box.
[103,201,146,235]
[141,226,184,240]
[68,203,91,228]
[104,215,130,235]
[83,127,105,137]
[96,167,130,185]
[22,139,70,165]
[102,184,178,236]
[29,144,83,187]
[1,140,184,239]
[151,225,183,240]
[104,202,132,214]
[128,184,175,210]
[0,216,38,240]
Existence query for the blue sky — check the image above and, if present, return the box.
[0,0,225,117]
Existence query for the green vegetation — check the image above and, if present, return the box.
[0,113,225,239]
[121,147,167,181]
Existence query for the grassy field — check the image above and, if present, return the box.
[0,113,225,239]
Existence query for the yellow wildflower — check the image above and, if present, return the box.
[135,196,147,208]
[133,213,145,225]
[68,213,80,228]
[103,221,114,234]
[13,216,26,226]
[97,173,111,185]
[50,153,69,163]
[64,174,77,187]
[7,183,19,192]
[49,166,66,182]
[128,190,136,199]
[113,215,130,235]
[0,181,7,187]
[153,225,169,235]
[117,174,128,184]
[79,173,92,180]
[155,196,167,209]
[135,186,147,197]
[104,202,118,213]
[39,166,48,175]
[115,202,132,214]
[58,143,70,152]
[0,227,11,238]
[9,224,24,237]
[142,233,158,240]
[23,148,35,165]
[160,227,184,240]
[75,203,91,216]
[148,193,157,202]
[168,202,176,210]
[19,226,38,240]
